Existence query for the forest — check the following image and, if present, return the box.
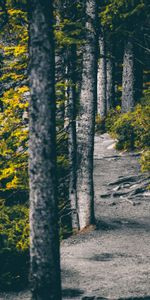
[0,0,150,299]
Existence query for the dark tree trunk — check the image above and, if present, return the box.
[77,0,98,230]
[67,45,79,231]
[55,13,65,125]
[55,48,65,125]
[28,1,61,299]
[97,31,107,117]
[106,44,115,110]
[122,38,136,113]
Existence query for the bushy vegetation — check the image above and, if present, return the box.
[106,97,150,172]
[0,201,29,291]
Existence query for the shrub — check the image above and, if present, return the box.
[95,114,106,133]
[0,201,29,291]
[106,101,150,174]
[140,150,150,173]
[108,104,150,151]
[105,105,121,133]
[112,112,135,150]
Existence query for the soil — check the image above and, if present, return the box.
[0,133,150,300]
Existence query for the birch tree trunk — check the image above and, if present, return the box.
[28,1,61,299]
[122,38,136,113]
[67,45,79,231]
[97,31,107,117]
[77,0,97,230]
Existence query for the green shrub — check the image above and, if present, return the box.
[106,101,150,173]
[111,104,150,151]
[95,114,106,133]
[0,201,29,291]
[105,106,121,133]
[112,112,135,150]
[140,150,150,173]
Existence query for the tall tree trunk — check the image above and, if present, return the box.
[55,13,65,126]
[28,1,61,299]
[77,0,97,230]
[97,31,107,117]
[68,45,79,230]
[122,38,136,113]
[55,48,65,125]
[106,44,115,110]
[67,45,79,231]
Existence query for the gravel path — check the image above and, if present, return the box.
[1,133,150,300]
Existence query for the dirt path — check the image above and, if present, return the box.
[1,134,150,300]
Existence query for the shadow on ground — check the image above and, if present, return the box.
[62,288,84,298]
[96,218,150,233]
[81,297,150,300]
[118,297,150,300]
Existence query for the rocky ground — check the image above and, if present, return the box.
[0,133,150,300]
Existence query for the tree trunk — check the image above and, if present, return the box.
[28,1,61,299]
[77,0,97,230]
[67,45,79,231]
[122,38,136,113]
[55,13,65,125]
[55,48,65,125]
[97,31,107,117]
[106,44,115,111]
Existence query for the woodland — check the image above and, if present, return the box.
[0,0,150,299]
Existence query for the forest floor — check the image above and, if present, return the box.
[0,133,150,300]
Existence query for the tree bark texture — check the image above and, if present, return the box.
[122,38,136,113]
[28,1,61,299]
[55,13,65,125]
[55,48,65,124]
[67,45,79,230]
[77,0,97,230]
[97,31,107,117]
[106,45,115,110]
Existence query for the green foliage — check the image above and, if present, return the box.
[0,86,29,192]
[0,200,29,290]
[140,150,150,172]
[106,100,150,172]
[105,106,121,132]
[95,114,106,133]
[101,0,147,33]
[112,112,135,150]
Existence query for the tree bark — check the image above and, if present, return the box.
[28,1,61,299]
[97,31,107,117]
[77,0,98,230]
[67,45,79,231]
[122,38,136,113]
[55,48,65,125]
[55,13,65,125]
[106,44,115,111]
